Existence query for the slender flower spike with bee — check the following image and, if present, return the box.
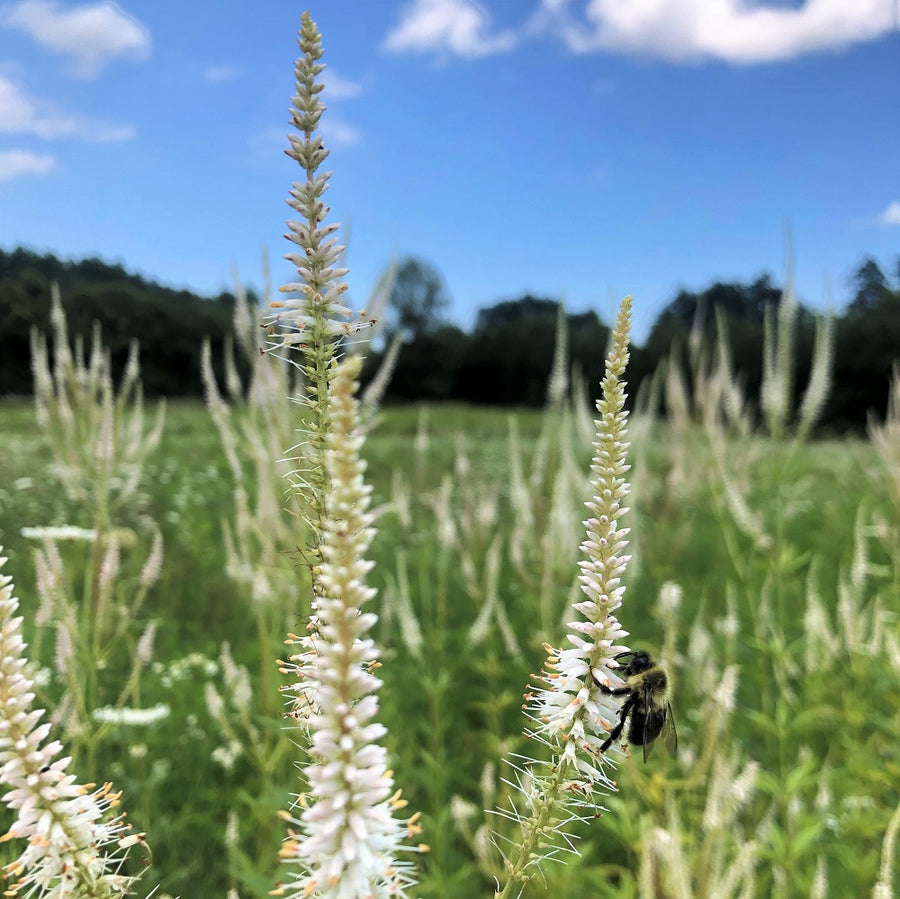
[526,295,637,763]
[493,297,644,896]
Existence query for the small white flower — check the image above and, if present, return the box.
[91,703,170,726]
[21,525,98,541]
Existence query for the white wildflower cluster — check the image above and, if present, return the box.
[0,549,146,897]
[276,356,423,899]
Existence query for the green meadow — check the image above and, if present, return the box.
[0,6,896,896]
[1,339,898,897]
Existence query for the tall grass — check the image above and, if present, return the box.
[0,9,898,899]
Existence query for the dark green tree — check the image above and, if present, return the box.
[848,257,890,312]
[385,256,450,342]
[0,246,238,397]
[368,323,469,401]
[828,257,900,428]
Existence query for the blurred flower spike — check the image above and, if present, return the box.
[0,549,147,897]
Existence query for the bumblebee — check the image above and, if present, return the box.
[595,650,677,762]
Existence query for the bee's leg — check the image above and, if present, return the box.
[599,695,634,753]
[592,672,631,695]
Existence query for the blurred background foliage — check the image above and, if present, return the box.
[1,245,899,431]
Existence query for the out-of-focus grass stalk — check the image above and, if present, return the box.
[869,365,900,512]
[26,290,164,774]
[30,284,165,518]
[0,548,148,896]
[873,798,900,899]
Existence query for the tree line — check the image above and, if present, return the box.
[1,246,898,431]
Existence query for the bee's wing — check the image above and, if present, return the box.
[641,683,658,762]
[662,703,678,755]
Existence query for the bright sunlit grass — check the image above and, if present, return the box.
[1,392,897,897]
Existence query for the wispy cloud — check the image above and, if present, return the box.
[202,64,243,85]
[535,0,896,64]
[0,75,135,141]
[322,68,363,100]
[320,115,362,147]
[1,0,151,78]
[0,148,56,180]
[383,0,517,58]
[879,201,900,226]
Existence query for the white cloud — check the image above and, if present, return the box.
[320,116,362,147]
[0,74,135,140]
[0,148,56,180]
[879,201,900,226]
[322,69,363,100]
[202,64,243,85]
[2,0,151,78]
[383,0,517,58]
[537,0,896,63]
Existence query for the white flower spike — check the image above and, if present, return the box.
[0,549,147,897]
[277,356,424,899]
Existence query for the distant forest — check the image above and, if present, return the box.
[1,246,898,432]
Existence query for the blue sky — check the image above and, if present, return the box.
[0,0,897,343]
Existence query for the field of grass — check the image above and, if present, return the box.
[1,9,897,897]
[1,334,898,899]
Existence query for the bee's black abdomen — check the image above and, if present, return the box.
[627,709,648,745]
[629,707,667,745]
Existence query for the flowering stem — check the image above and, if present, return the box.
[495,296,635,897]
[276,356,422,898]
[267,11,373,577]
[494,761,574,898]
[271,14,418,897]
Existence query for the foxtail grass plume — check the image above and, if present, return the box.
[0,549,146,897]
[276,356,423,899]
[494,297,636,895]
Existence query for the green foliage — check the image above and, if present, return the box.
[385,256,451,341]
[0,246,239,396]
[3,247,899,433]
[455,297,610,406]
[829,274,900,428]
[2,393,898,897]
